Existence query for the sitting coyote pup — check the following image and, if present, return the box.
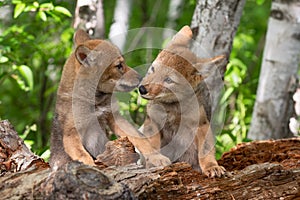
[50,30,170,169]
[138,26,226,177]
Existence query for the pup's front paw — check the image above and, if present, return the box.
[203,165,226,178]
[145,153,171,168]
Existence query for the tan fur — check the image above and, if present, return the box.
[139,26,227,177]
[50,29,161,168]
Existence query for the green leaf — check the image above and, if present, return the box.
[14,3,26,18]
[40,3,54,10]
[221,87,234,103]
[54,6,72,17]
[256,0,265,5]
[45,10,61,22]
[11,74,27,91]
[12,0,22,4]
[0,56,9,63]
[40,149,50,161]
[20,124,36,139]
[24,140,34,149]
[33,1,39,7]
[38,11,47,21]
[18,65,34,91]
[24,5,37,12]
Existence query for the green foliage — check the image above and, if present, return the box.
[0,0,74,157]
[117,90,148,127]
[12,0,72,20]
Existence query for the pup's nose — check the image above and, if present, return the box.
[139,85,148,95]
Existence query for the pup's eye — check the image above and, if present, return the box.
[116,63,123,70]
[164,77,173,84]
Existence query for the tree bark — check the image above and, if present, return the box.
[0,4,12,35]
[0,120,49,176]
[248,0,300,140]
[108,0,132,52]
[94,0,105,39]
[4,161,300,200]
[190,0,245,71]
[1,120,300,199]
[163,0,184,39]
[73,0,105,38]
[190,0,246,134]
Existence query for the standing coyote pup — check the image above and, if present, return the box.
[50,30,170,169]
[138,26,227,177]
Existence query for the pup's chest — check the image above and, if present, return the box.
[160,112,180,146]
[95,94,113,120]
[152,105,181,139]
[163,111,180,132]
[150,103,200,144]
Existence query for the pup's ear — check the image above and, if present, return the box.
[75,45,92,67]
[74,29,90,45]
[195,55,228,79]
[169,25,193,47]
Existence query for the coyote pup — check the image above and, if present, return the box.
[50,30,170,169]
[138,26,227,177]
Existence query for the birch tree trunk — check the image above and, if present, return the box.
[73,0,105,38]
[248,1,300,140]
[163,0,184,39]
[190,0,246,133]
[0,5,12,35]
[108,0,132,52]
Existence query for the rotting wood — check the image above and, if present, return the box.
[95,136,140,168]
[0,120,49,177]
[1,120,300,199]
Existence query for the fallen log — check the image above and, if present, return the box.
[0,120,49,176]
[1,120,300,199]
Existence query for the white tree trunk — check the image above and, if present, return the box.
[163,0,184,39]
[73,0,105,38]
[94,0,105,39]
[108,0,132,52]
[248,0,300,140]
[0,5,12,35]
[191,0,245,63]
[190,0,245,134]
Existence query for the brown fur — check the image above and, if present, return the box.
[139,26,227,177]
[50,29,156,169]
